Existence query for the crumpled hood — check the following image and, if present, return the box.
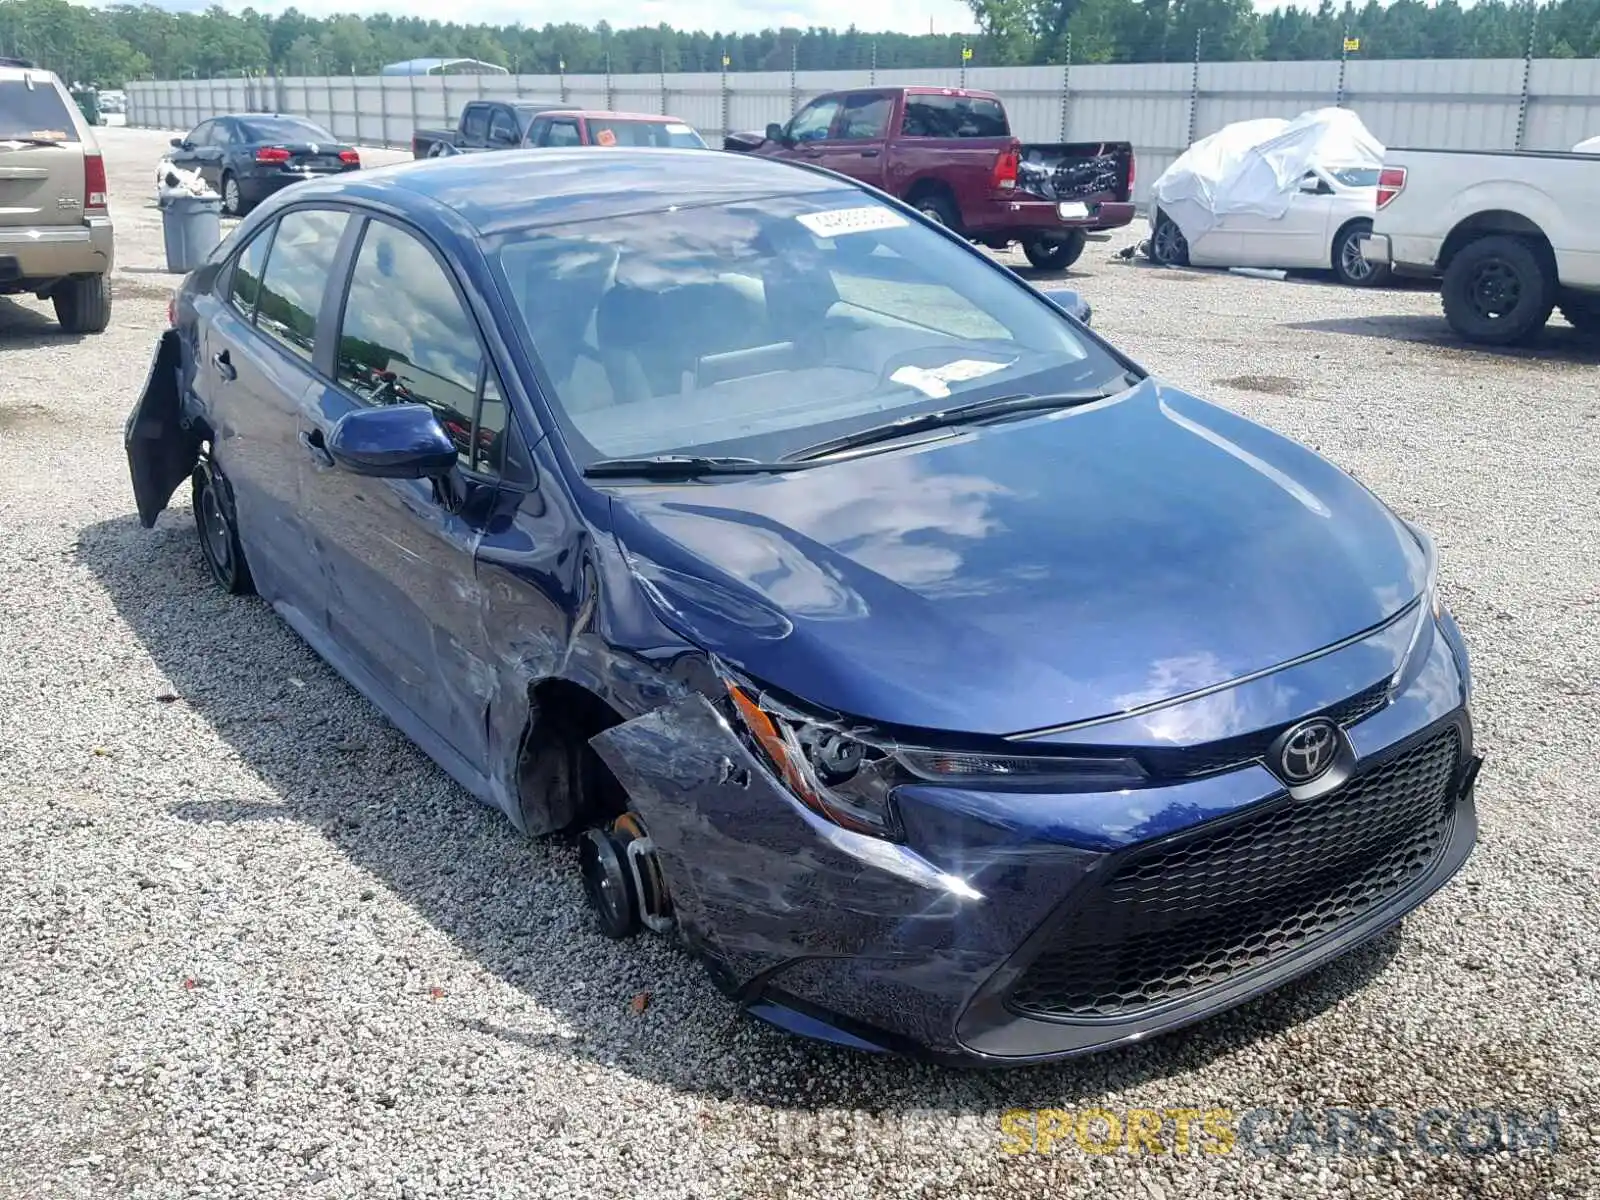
[607,381,1427,737]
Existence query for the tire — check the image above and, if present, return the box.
[1559,293,1600,337]
[220,171,245,217]
[52,273,111,334]
[912,191,959,231]
[1149,210,1189,266]
[1440,234,1554,346]
[1022,230,1087,271]
[1332,220,1390,288]
[191,459,253,595]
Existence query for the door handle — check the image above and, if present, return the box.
[861,148,880,158]
[211,350,236,381]
[298,428,334,468]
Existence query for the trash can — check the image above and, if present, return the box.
[160,194,223,274]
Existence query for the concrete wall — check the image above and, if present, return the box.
[127,58,1600,206]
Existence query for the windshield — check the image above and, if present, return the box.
[494,188,1123,466]
[587,119,705,149]
[240,116,335,143]
[0,78,79,142]
[1328,166,1380,188]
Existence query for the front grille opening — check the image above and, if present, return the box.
[1009,726,1460,1020]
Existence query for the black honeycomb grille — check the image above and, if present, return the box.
[1009,726,1461,1020]
[1136,678,1392,779]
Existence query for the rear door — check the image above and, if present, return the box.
[0,74,83,233]
[486,105,520,150]
[197,206,351,626]
[460,102,490,148]
[813,91,892,190]
[298,216,510,761]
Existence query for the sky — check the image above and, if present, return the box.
[153,0,983,37]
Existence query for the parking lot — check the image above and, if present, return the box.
[2,126,1598,1198]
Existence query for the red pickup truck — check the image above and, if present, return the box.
[724,86,1135,270]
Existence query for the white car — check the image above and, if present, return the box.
[1149,163,1388,286]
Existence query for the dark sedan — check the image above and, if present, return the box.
[125,148,1480,1065]
[167,113,360,216]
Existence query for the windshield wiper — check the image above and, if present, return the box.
[0,136,65,147]
[583,454,804,479]
[782,374,1140,464]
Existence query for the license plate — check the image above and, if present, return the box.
[1057,201,1089,220]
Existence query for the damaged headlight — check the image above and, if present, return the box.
[719,673,1147,841]
[724,681,902,838]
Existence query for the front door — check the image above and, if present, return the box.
[812,91,892,191]
[770,95,842,167]
[298,215,510,762]
[1233,171,1336,268]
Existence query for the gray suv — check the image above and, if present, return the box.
[0,61,114,333]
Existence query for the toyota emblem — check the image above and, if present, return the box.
[1277,717,1339,784]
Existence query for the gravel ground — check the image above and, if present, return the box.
[2,127,1598,1199]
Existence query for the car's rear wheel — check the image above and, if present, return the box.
[52,273,111,334]
[221,172,244,217]
[1022,230,1088,272]
[1332,220,1390,287]
[912,191,959,231]
[1149,210,1189,266]
[1441,234,1554,346]
[192,459,253,595]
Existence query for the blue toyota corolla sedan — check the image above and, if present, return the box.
[125,148,1480,1065]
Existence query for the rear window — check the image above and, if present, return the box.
[901,94,1008,139]
[0,77,79,143]
[587,119,705,149]
[1329,167,1381,188]
[239,116,334,143]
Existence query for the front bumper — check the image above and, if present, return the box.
[590,608,1478,1065]
[0,215,114,285]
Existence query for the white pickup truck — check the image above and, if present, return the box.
[1361,147,1600,345]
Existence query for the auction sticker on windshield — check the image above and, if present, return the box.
[890,357,1012,398]
[796,206,910,238]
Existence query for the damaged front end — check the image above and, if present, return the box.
[125,329,201,528]
[586,604,1481,1065]
[590,689,1089,1058]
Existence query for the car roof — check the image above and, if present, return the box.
[0,64,60,82]
[549,110,689,123]
[290,147,852,235]
[214,112,325,122]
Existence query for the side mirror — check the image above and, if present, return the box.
[170,137,187,149]
[325,404,458,479]
[1298,174,1322,193]
[765,122,787,144]
[1045,287,1092,326]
